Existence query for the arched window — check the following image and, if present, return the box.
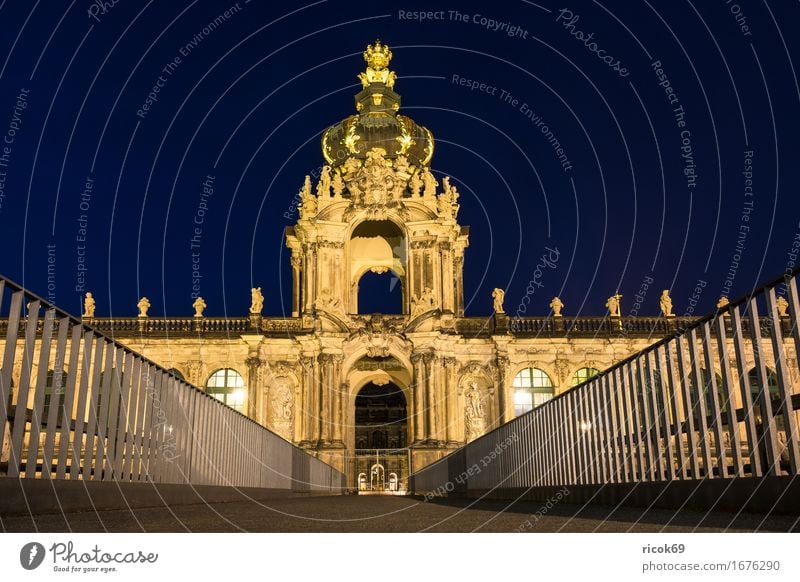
[205,368,246,413]
[512,367,554,417]
[571,367,600,387]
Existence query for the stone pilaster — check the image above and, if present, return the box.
[411,352,426,443]
[496,355,510,426]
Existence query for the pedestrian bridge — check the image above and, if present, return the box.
[1,270,799,528]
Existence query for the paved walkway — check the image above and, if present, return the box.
[3,495,798,532]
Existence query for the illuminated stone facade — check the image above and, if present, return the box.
[4,43,796,490]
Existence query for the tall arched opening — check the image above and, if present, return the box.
[349,220,406,314]
[352,380,409,493]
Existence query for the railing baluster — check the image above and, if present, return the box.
[94,345,115,480]
[25,307,55,478]
[664,342,688,479]
[765,287,800,474]
[746,298,781,475]
[731,304,762,476]
[8,300,41,478]
[676,335,701,478]
[79,336,101,479]
[41,316,70,478]
[58,325,83,479]
[701,321,728,478]
[714,312,745,476]
[688,328,714,477]
[0,290,23,469]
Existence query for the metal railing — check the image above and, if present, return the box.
[0,276,344,492]
[412,270,800,495]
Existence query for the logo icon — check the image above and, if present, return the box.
[20,542,46,570]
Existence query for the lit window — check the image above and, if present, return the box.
[205,368,246,413]
[571,367,600,387]
[512,367,554,417]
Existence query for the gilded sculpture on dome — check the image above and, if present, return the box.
[358,40,397,89]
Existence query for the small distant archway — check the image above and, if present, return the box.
[356,270,403,314]
[349,220,406,314]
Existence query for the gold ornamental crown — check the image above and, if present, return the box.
[364,40,392,70]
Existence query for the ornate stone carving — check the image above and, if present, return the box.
[717,296,730,309]
[137,297,150,317]
[606,293,622,317]
[186,360,205,385]
[316,287,343,314]
[331,171,344,197]
[192,296,206,317]
[438,176,460,218]
[83,292,96,317]
[411,287,437,318]
[250,287,264,315]
[316,165,332,197]
[270,377,294,439]
[550,296,564,317]
[463,380,486,441]
[492,288,505,314]
[660,290,674,317]
[422,167,437,197]
[298,176,317,218]
[776,296,789,317]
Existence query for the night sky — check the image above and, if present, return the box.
[0,0,798,320]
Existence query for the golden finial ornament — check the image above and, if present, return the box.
[364,39,392,69]
[358,40,397,89]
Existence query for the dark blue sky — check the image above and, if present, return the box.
[0,0,798,319]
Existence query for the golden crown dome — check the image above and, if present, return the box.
[321,41,434,171]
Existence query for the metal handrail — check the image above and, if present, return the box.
[0,274,344,491]
[412,268,800,494]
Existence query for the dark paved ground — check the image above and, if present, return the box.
[2,495,798,532]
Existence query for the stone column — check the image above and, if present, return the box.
[440,243,453,313]
[318,353,343,446]
[424,352,436,443]
[443,357,458,445]
[291,254,302,317]
[333,381,347,446]
[496,355,510,426]
[454,254,465,316]
[245,355,263,422]
[299,355,315,447]
[411,352,426,443]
